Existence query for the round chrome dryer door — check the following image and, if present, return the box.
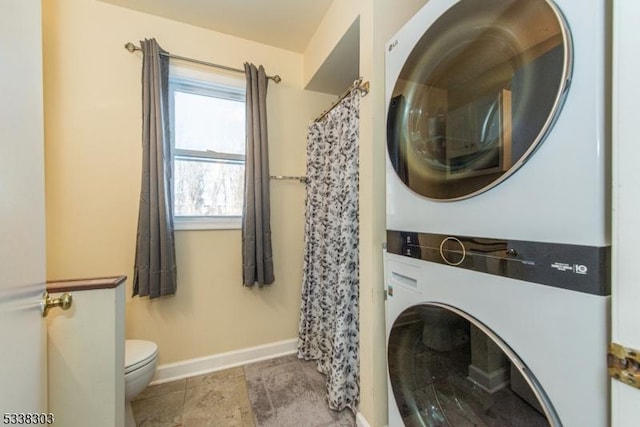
[387,0,572,200]
[387,303,561,426]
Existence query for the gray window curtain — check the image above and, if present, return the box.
[297,89,361,412]
[242,63,274,287]
[133,38,177,299]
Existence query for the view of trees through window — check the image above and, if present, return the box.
[171,82,245,217]
[174,159,244,216]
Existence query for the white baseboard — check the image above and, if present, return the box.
[150,338,298,385]
[356,412,372,427]
[467,364,509,394]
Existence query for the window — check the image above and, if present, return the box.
[169,75,246,230]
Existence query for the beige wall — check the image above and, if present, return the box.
[43,0,432,423]
[301,1,429,425]
[43,0,334,365]
[305,0,429,425]
[362,4,430,425]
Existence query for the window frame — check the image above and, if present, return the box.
[168,74,246,231]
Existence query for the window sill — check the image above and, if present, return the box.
[174,216,242,231]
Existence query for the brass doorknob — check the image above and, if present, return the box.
[41,291,73,317]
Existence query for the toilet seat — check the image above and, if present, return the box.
[125,339,158,375]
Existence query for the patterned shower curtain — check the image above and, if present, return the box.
[297,89,361,412]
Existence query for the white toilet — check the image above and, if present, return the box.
[125,339,158,427]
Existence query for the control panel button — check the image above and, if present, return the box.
[439,236,465,265]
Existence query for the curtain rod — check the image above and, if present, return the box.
[124,42,282,84]
[314,77,370,123]
[270,175,308,184]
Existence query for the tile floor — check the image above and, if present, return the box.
[131,354,356,427]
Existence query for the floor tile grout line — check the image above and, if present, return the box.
[256,366,278,425]
[241,367,258,427]
[179,379,187,426]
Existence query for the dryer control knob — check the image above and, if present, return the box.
[439,237,465,266]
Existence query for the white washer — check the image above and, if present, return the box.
[384,0,610,426]
[384,251,609,427]
[385,0,609,247]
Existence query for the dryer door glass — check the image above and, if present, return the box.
[387,304,560,425]
[387,0,571,200]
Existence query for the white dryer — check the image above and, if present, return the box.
[385,0,609,247]
[384,0,611,426]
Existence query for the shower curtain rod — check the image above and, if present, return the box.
[313,77,369,123]
[270,175,308,184]
[124,42,282,83]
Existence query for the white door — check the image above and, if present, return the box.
[612,0,640,425]
[0,0,47,416]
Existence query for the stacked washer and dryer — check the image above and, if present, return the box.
[384,0,610,426]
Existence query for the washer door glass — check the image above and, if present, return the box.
[387,0,571,200]
[388,304,560,426]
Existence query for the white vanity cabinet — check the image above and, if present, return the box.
[46,277,126,427]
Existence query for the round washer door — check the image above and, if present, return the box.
[387,0,571,200]
[387,304,560,426]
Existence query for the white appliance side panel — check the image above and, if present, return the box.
[611,0,640,425]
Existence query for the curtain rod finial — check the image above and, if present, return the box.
[271,75,282,84]
[124,42,138,53]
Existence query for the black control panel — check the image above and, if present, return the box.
[386,230,610,296]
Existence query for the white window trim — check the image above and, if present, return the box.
[174,215,242,231]
[169,67,246,231]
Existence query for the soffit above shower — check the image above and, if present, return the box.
[97,0,334,53]
[305,17,360,96]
